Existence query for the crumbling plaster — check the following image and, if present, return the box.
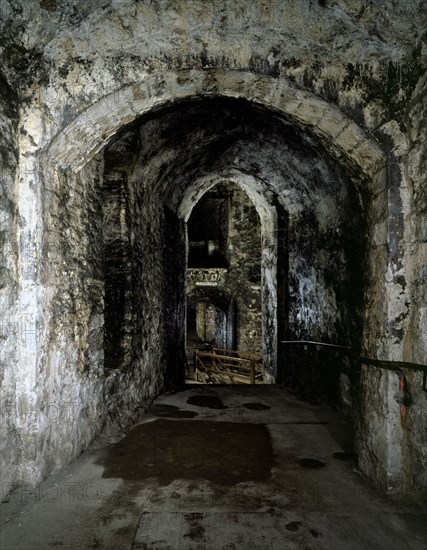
[0,0,425,506]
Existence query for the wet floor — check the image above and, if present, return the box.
[1,386,426,550]
[297,458,326,469]
[96,418,273,485]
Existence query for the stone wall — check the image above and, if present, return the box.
[34,160,106,483]
[103,150,134,371]
[0,0,425,506]
[226,184,262,354]
[102,129,186,416]
[403,68,427,506]
[0,72,19,493]
[357,65,427,507]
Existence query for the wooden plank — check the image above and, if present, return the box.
[194,347,264,385]
[215,360,263,372]
[212,347,262,360]
[197,351,253,364]
[250,360,255,384]
[197,366,253,385]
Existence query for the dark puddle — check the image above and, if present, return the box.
[332,451,357,462]
[149,404,198,419]
[285,521,302,532]
[183,512,206,541]
[243,402,271,411]
[187,395,227,409]
[97,419,272,485]
[298,458,326,469]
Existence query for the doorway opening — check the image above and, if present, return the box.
[185,181,265,382]
[187,301,235,351]
[99,96,364,392]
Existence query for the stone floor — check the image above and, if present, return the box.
[1,385,426,549]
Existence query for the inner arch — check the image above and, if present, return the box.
[46,69,386,180]
[180,173,278,381]
[96,96,367,391]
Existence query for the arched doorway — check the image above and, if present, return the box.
[185,287,237,377]
[45,72,386,391]
[185,180,263,358]
[37,71,388,492]
[186,292,237,350]
[96,96,367,392]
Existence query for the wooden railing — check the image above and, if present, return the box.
[193,346,263,384]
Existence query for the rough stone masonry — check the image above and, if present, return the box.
[0,0,425,508]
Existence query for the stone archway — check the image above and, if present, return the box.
[46,69,385,177]
[24,68,389,493]
[186,287,237,353]
[43,69,387,382]
[179,172,278,382]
